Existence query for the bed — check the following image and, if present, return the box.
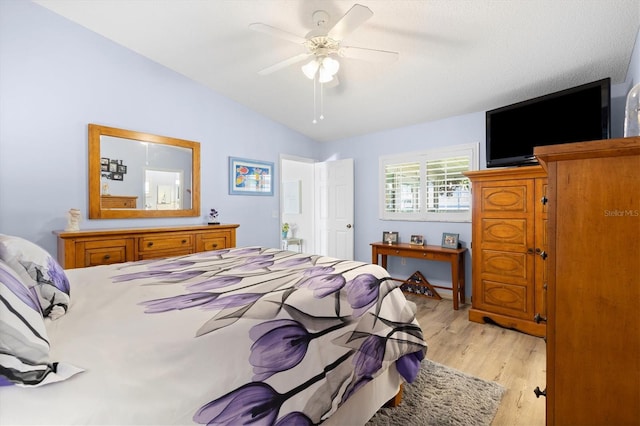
[0,238,427,425]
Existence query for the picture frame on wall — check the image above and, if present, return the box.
[410,235,424,245]
[109,161,118,173]
[100,157,109,165]
[229,157,274,196]
[441,232,460,249]
[382,231,399,245]
[111,172,124,181]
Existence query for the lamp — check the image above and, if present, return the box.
[301,55,340,123]
[301,56,340,83]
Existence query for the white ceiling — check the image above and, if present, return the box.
[35,0,640,142]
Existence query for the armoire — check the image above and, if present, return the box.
[535,136,639,425]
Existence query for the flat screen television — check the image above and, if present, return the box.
[486,78,611,168]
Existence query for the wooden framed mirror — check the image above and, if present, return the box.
[88,124,201,219]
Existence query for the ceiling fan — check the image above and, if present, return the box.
[249,4,399,85]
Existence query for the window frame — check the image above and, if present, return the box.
[379,142,479,222]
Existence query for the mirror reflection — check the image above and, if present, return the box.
[89,124,201,219]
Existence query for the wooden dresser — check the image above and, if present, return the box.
[535,137,639,425]
[55,224,239,269]
[465,166,547,337]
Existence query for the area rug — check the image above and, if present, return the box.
[367,360,505,426]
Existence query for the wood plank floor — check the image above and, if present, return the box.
[408,294,547,425]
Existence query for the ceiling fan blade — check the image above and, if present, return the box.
[340,46,399,63]
[258,53,312,75]
[249,23,307,45]
[327,4,373,40]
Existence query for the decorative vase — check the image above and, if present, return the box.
[282,231,288,239]
[624,82,640,137]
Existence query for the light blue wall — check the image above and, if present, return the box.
[0,1,635,301]
[319,114,484,296]
[0,0,319,254]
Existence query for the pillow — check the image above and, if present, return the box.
[0,260,82,387]
[0,235,70,319]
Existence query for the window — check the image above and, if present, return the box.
[379,143,478,222]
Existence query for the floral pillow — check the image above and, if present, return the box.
[0,235,70,319]
[0,260,81,386]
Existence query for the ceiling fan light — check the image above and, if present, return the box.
[322,56,340,75]
[301,59,319,79]
[318,67,334,83]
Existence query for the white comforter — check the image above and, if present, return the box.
[0,247,426,425]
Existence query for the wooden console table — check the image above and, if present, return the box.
[371,242,467,310]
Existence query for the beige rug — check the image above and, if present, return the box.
[367,360,505,426]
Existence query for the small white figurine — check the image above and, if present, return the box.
[65,208,81,231]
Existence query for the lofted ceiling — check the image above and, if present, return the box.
[35,0,640,142]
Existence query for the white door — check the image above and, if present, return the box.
[314,159,354,259]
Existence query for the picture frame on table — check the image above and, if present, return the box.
[382,231,399,245]
[410,235,424,245]
[229,157,274,196]
[441,232,460,249]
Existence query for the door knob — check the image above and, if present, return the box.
[346,224,352,229]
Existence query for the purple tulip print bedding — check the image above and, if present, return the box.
[0,246,427,425]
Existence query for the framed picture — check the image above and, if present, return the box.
[441,232,460,249]
[111,172,124,181]
[382,231,399,245]
[109,161,118,173]
[100,157,109,166]
[410,234,424,245]
[229,157,274,196]
[101,164,109,172]
[117,164,127,174]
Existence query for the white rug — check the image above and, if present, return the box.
[367,360,505,426]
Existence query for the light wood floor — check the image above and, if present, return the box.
[408,294,547,426]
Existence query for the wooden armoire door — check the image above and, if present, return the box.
[537,137,640,425]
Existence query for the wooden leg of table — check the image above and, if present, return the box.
[458,254,465,306]
[381,254,388,269]
[371,250,378,265]
[451,257,459,310]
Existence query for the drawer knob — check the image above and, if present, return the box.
[533,386,546,398]
[103,254,111,260]
[148,242,154,247]
[533,313,547,324]
[181,239,187,244]
[212,243,218,248]
[535,248,547,260]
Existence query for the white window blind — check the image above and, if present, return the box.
[425,156,471,213]
[379,143,478,222]
[384,162,420,213]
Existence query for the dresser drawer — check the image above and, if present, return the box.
[139,234,193,253]
[196,232,231,252]
[77,238,134,267]
[138,248,193,260]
